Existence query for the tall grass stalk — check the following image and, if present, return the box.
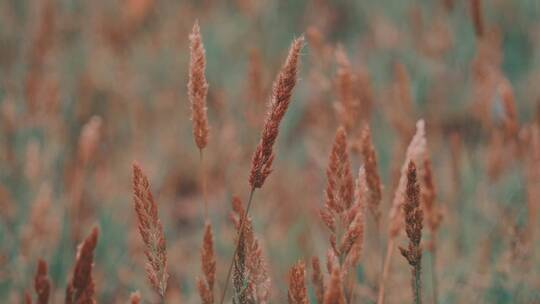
[218,187,256,304]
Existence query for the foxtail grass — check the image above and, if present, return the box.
[288,260,308,304]
[33,259,50,304]
[379,120,426,304]
[399,162,424,304]
[219,36,304,304]
[132,163,168,300]
[65,227,99,304]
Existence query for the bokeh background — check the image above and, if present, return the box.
[1,0,540,303]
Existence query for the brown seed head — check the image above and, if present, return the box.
[188,20,210,150]
[249,36,304,189]
[339,167,366,263]
[67,227,99,304]
[360,125,382,222]
[201,222,216,289]
[197,277,213,304]
[399,162,424,267]
[311,257,325,304]
[34,259,50,304]
[288,260,308,304]
[198,221,216,304]
[132,163,168,297]
[389,120,426,238]
[339,212,364,263]
[324,127,354,214]
[323,266,345,304]
[230,197,271,303]
[233,230,248,304]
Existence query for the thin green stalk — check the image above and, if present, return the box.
[218,188,256,304]
[431,241,439,304]
[199,149,209,220]
[375,217,384,279]
[413,263,422,304]
[377,238,395,304]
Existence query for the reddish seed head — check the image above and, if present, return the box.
[66,227,99,304]
[311,257,325,304]
[389,120,426,238]
[198,221,216,304]
[288,260,308,304]
[34,259,50,304]
[399,162,424,304]
[188,20,210,150]
[249,36,304,189]
[399,162,424,267]
[323,266,345,304]
[324,126,354,214]
[360,125,382,222]
[132,163,168,297]
[230,196,270,303]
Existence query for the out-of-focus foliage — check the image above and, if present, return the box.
[1,0,539,303]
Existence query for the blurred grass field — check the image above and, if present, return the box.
[1,0,540,303]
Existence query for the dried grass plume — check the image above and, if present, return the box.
[399,162,424,304]
[249,36,304,189]
[66,227,99,304]
[323,266,345,304]
[198,221,216,304]
[360,125,382,222]
[288,260,308,304]
[34,259,50,304]
[188,20,210,150]
[132,163,168,298]
[389,120,426,237]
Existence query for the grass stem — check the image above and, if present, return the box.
[199,148,209,220]
[218,188,256,304]
[377,238,395,304]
